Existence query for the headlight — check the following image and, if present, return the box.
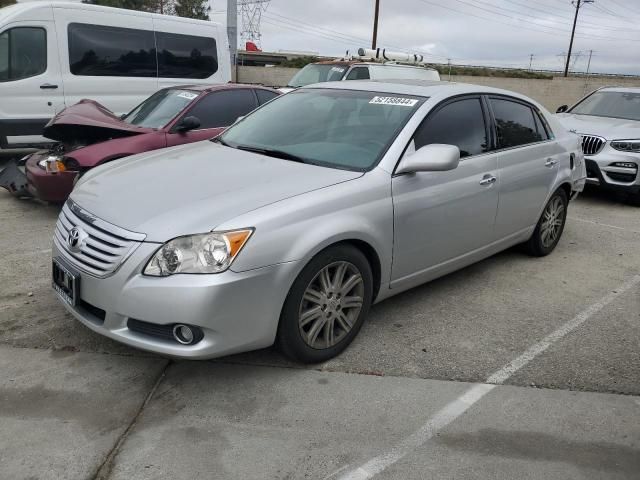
[610,140,640,153]
[143,229,253,276]
[38,155,66,173]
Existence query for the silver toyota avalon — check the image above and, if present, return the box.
[51,80,586,363]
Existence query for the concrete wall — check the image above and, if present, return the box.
[237,65,640,112]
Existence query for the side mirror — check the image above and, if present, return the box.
[176,116,201,132]
[396,144,460,174]
[556,105,569,114]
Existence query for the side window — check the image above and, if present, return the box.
[490,98,543,148]
[68,23,156,77]
[533,110,551,140]
[345,67,370,80]
[156,32,218,79]
[413,98,488,158]
[255,89,279,105]
[0,27,47,82]
[181,89,258,129]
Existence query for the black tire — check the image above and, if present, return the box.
[277,244,373,363]
[524,188,568,257]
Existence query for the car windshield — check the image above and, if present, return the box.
[218,88,425,171]
[287,64,348,88]
[570,91,640,122]
[122,89,199,128]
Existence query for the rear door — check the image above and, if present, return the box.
[489,96,559,238]
[53,7,158,116]
[391,95,499,286]
[165,89,258,147]
[0,16,65,148]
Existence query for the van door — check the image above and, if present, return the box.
[153,17,230,88]
[0,19,65,148]
[53,6,157,116]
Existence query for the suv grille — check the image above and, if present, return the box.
[54,200,145,277]
[581,135,606,156]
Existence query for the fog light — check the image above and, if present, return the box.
[173,324,195,345]
[611,162,637,169]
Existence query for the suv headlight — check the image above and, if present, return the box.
[144,229,253,276]
[610,140,640,153]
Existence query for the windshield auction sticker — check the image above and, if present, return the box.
[369,96,418,107]
[177,92,198,100]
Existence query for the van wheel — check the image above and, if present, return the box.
[277,245,373,363]
[524,188,568,257]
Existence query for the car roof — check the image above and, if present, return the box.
[597,86,640,94]
[161,83,279,94]
[304,79,541,104]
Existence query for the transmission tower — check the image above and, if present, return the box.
[239,0,270,47]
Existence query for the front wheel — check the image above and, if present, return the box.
[524,188,568,257]
[277,245,373,363]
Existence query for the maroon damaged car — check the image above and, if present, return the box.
[1,84,279,202]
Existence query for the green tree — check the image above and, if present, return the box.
[173,0,209,20]
[84,0,158,13]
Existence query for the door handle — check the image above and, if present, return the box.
[40,84,58,90]
[479,174,497,186]
[545,158,558,167]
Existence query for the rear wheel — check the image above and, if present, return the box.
[277,245,373,363]
[524,188,568,257]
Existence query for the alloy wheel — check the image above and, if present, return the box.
[540,195,565,248]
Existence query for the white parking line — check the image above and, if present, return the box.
[336,274,640,480]
[570,216,640,235]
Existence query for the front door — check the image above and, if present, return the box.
[0,20,65,148]
[391,96,499,287]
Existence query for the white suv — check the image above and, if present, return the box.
[555,87,640,204]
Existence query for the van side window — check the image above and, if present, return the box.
[346,67,370,80]
[156,32,218,79]
[181,89,258,129]
[413,98,488,158]
[0,28,47,82]
[490,98,543,148]
[68,23,156,77]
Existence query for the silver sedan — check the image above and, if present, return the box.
[51,80,586,363]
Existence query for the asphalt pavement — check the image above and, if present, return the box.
[0,186,638,479]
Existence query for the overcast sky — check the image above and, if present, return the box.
[211,0,640,75]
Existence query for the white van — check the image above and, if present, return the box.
[0,1,230,149]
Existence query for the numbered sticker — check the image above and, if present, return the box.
[369,96,419,107]
[330,67,346,73]
[177,92,198,100]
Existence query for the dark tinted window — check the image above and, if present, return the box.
[0,27,47,82]
[156,32,217,79]
[68,23,155,77]
[414,98,488,158]
[346,67,370,80]
[491,98,542,148]
[183,89,257,129]
[255,89,279,105]
[533,111,550,140]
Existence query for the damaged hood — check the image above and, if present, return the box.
[44,99,153,143]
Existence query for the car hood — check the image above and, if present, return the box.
[70,141,364,242]
[555,113,640,140]
[44,99,152,143]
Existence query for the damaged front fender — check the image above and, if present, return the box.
[0,158,32,198]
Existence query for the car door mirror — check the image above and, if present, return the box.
[176,116,201,132]
[396,144,460,174]
[556,105,568,113]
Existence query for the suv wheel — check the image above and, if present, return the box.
[277,245,373,363]
[524,188,568,257]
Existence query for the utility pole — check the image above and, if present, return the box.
[227,0,238,81]
[583,49,594,94]
[372,0,380,49]
[447,58,452,81]
[564,0,594,77]
[528,54,534,72]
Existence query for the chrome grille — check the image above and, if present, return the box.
[580,135,606,156]
[54,200,145,277]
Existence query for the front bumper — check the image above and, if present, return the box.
[584,152,640,195]
[25,154,77,203]
[52,241,301,359]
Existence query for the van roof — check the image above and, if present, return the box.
[1,1,223,27]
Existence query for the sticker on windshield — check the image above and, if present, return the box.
[177,92,198,100]
[369,96,418,107]
[330,67,346,73]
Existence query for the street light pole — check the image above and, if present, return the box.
[372,0,380,49]
[564,0,593,77]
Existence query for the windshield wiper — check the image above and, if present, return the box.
[235,145,310,164]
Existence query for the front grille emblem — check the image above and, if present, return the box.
[67,226,87,253]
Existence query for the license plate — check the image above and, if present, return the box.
[52,258,79,306]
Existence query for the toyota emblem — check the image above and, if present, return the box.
[67,227,87,252]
